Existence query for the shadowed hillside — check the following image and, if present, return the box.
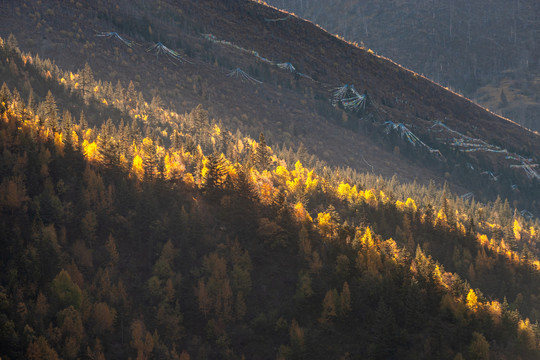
[266,0,540,132]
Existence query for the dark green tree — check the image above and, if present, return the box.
[44,90,58,131]
[170,129,181,150]
[79,63,94,102]
[203,153,226,193]
[143,138,159,180]
[0,82,11,114]
[254,132,271,171]
[191,104,208,138]
[100,118,121,169]
[233,164,256,201]
[62,110,74,149]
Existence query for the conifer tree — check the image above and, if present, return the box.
[319,289,338,325]
[62,110,74,149]
[142,137,159,180]
[0,82,11,113]
[79,111,87,131]
[7,33,18,52]
[127,80,137,109]
[254,132,271,171]
[44,90,58,131]
[100,119,120,169]
[191,104,208,138]
[79,63,94,102]
[289,319,306,357]
[24,88,34,117]
[203,153,226,192]
[150,95,163,124]
[114,80,124,110]
[233,164,256,200]
[170,129,181,150]
[340,282,352,316]
[11,88,24,119]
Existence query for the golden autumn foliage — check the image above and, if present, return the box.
[466,289,479,312]
[488,300,502,325]
[293,202,312,223]
[131,154,144,180]
[396,197,417,212]
[336,182,357,201]
[54,131,64,155]
[517,318,537,350]
[513,218,523,241]
[82,140,99,162]
[316,212,334,238]
[355,226,375,248]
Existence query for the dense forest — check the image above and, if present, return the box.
[1,33,540,359]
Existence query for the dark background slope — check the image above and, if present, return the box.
[266,0,540,132]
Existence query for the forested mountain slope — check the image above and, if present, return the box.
[1,34,540,359]
[2,0,540,214]
[266,0,540,132]
[1,1,540,358]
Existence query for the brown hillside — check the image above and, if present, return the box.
[266,0,540,132]
[1,0,539,195]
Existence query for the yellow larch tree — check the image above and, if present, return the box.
[466,289,479,312]
[131,155,144,180]
[513,219,522,241]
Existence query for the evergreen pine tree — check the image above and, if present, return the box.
[62,110,73,149]
[26,88,34,119]
[114,80,125,110]
[127,80,137,109]
[7,33,20,56]
[233,164,256,200]
[11,88,24,119]
[203,153,226,193]
[170,129,181,150]
[79,110,87,131]
[80,63,94,102]
[142,137,159,180]
[191,104,208,139]
[44,90,58,131]
[100,118,120,169]
[254,132,271,171]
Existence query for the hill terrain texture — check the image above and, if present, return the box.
[1,0,540,359]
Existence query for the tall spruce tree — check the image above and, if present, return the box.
[100,119,120,169]
[44,90,58,131]
[79,63,94,102]
[254,132,271,171]
[203,153,226,193]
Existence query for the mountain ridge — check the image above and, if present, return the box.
[265,0,540,132]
